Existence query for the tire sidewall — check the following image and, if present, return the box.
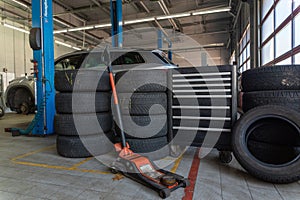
[232,105,300,181]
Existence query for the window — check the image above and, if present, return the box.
[262,39,274,65]
[275,0,292,28]
[276,57,292,65]
[294,0,300,10]
[238,24,250,73]
[295,53,300,64]
[55,55,83,70]
[260,0,298,65]
[262,0,274,19]
[275,23,292,57]
[112,52,145,65]
[261,11,274,42]
[81,53,106,68]
[295,14,300,47]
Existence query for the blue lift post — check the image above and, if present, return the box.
[110,0,123,47]
[157,30,173,60]
[32,0,55,135]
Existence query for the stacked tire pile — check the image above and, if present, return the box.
[114,70,170,160]
[55,69,114,158]
[232,65,300,183]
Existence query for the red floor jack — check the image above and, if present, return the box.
[102,46,189,199]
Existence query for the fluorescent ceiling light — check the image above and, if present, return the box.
[94,23,111,28]
[55,40,81,50]
[69,26,94,32]
[54,6,230,33]
[53,29,68,34]
[124,17,155,25]
[192,7,231,16]
[11,0,28,8]
[156,13,190,20]
[3,23,29,34]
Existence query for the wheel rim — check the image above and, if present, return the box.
[20,103,29,114]
[0,107,3,117]
[245,116,300,167]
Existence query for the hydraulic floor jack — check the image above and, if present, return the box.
[103,46,189,199]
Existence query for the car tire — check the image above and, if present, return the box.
[242,90,300,112]
[118,93,167,115]
[115,70,167,92]
[115,115,167,139]
[232,105,300,183]
[54,113,113,136]
[55,92,111,114]
[56,133,114,158]
[55,69,110,92]
[114,136,170,160]
[242,65,300,92]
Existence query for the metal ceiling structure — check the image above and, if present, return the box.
[0,0,240,50]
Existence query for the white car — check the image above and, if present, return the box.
[5,49,176,114]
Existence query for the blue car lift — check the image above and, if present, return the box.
[110,0,123,47]
[6,0,55,136]
[157,30,173,61]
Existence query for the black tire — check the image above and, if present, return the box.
[114,136,170,160]
[56,133,113,158]
[232,105,300,183]
[54,113,113,136]
[55,92,110,114]
[115,70,167,92]
[118,93,167,115]
[0,106,4,118]
[55,69,110,92]
[13,88,34,115]
[242,65,300,92]
[115,115,167,139]
[243,90,300,112]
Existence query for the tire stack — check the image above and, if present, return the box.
[242,65,300,112]
[55,69,114,158]
[114,70,170,160]
[232,65,300,183]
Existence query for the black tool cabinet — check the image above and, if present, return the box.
[167,65,238,151]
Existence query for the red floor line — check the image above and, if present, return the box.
[182,148,201,200]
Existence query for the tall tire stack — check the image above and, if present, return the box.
[54,69,114,158]
[232,65,300,183]
[114,70,170,160]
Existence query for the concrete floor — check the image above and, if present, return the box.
[0,113,299,200]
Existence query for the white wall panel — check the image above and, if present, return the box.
[4,28,14,74]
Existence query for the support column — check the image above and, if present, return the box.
[32,0,55,135]
[110,0,123,47]
[250,0,259,68]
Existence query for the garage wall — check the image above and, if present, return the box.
[0,23,74,90]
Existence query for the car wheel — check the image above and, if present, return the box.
[115,70,167,92]
[56,133,114,158]
[55,69,111,92]
[243,90,300,112]
[242,65,300,92]
[232,105,300,183]
[118,93,167,115]
[55,92,111,114]
[54,113,113,136]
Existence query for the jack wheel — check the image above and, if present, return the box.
[110,167,118,174]
[219,151,232,164]
[182,178,190,188]
[0,106,4,118]
[159,188,170,199]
